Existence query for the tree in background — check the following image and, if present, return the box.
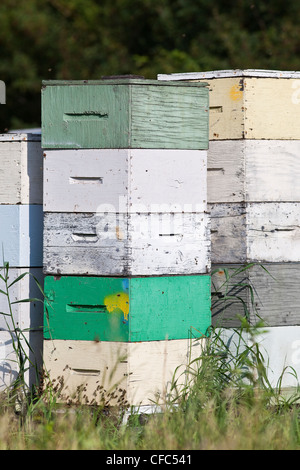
[1,0,300,131]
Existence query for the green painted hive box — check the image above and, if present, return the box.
[41,78,209,150]
[44,275,211,342]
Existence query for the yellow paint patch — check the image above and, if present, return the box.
[229,84,243,101]
[104,292,129,321]
[116,226,124,240]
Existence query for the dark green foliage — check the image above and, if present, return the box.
[1,0,300,131]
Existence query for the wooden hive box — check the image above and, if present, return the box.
[43,337,205,407]
[43,148,207,214]
[0,330,43,392]
[0,133,43,205]
[41,78,209,150]
[210,202,300,264]
[158,69,300,140]
[0,267,44,332]
[0,205,43,267]
[216,326,300,392]
[207,139,300,204]
[43,274,211,342]
[43,211,210,276]
[211,263,300,328]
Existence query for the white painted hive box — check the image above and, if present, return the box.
[0,330,43,392]
[0,267,44,331]
[207,140,300,204]
[43,148,207,213]
[0,133,42,204]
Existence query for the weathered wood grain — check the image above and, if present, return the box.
[211,263,300,327]
[43,148,207,213]
[41,78,209,149]
[208,140,300,203]
[0,205,43,267]
[158,70,300,140]
[43,337,205,406]
[247,202,300,262]
[210,202,300,263]
[43,211,210,276]
[0,134,43,204]
[210,203,247,263]
[207,140,245,203]
[43,274,211,342]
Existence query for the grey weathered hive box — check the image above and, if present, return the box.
[41,78,209,149]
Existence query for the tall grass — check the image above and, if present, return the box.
[0,262,299,450]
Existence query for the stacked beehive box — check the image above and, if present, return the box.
[0,133,44,390]
[41,77,211,407]
[158,69,300,390]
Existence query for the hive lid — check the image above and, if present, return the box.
[158,69,300,80]
[42,77,208,87]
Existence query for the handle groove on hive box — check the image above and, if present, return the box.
[66,303,107,313]
[69,176,103,184]
[63,112,109,121]
[71,368,101,376]
[71,232,99,242]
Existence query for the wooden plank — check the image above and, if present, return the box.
[0,267,44,331]
[161,76,245,141]
[41,79,209,149]
[43,337,205,406]
[211,263,300,327]
[210,202,300,263]
[216,326,300,390]
[245,140,300,202]
[43,274,211,342]
[158,71,300,140]
[247,202,300,262]
[244,77,300,140]
[43,211,210,276]
[43,148,207,213]
[158,69,300,80]
[0,205,43,267]
[208,140,245,203]
[208,140,300,203]
[210,203,247,263]
[0,134,43,204]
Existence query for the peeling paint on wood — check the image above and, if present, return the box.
[41,78,209,149]
[43,274,211,342]
[43,148,207,213]
[43,337,206,406]
[210,202,300,263]
[43,211,211,276]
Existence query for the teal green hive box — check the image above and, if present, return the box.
[43,274,211,342]
[41,77,209,150]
